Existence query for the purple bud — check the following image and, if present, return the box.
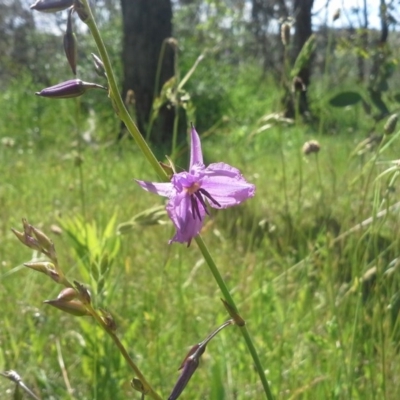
[168,344,206,400]
[36,79,107,99]
[64,8,77,75]
[30,0,73,13]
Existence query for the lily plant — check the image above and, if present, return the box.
[136,125,255,245]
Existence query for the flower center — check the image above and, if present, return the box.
[185,183,221,220]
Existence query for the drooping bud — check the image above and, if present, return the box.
[36,79,107,99]
[64,8,77,75]
[384,114,398,135]
[168,319,233,399]
[44,298,90,316]
[91,53,106,78]
[302,140,321,155]
[30,0,73,13]
[168,344,206,400]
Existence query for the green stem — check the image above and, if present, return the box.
[195,236,274,400]
[83,5,167,182]
[86,305,162,400]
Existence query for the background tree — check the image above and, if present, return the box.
[291,0,314,117]
[120,0,175,145]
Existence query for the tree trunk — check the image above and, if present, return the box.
[120,0,174,144]
[292,0,314,117]
[283,0,314,118]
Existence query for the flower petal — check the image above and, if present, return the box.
[167,194,206,244]
[189,125,203,168]
[201,162,255,208]
[135,180,173,197]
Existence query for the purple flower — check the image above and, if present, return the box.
[136,126,255,245]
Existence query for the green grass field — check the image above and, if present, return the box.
[2,63,400,400]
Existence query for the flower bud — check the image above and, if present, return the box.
[11,219,41,251]
[36,79,107,99]
[44,298,90,316]
[30,0,73,13]
[168,344,206,400]
[384,114,398,135]
[24,262,61,283]
[91,53,106,78]
[281,22,291,46]
[30,225,53,253]
[57,287,78,302]
[11,228,40,251]
[64,8,77,75]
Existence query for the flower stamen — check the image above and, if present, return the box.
[194,192,210,216]
[198,188,221,207]
[191,195,202,220]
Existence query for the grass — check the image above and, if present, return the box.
[2,69,400,400]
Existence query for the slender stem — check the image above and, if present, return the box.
[83,4,167,182]
[85,305,163,400]
[195,236,274,400]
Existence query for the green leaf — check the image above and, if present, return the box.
[329,91,362,107]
